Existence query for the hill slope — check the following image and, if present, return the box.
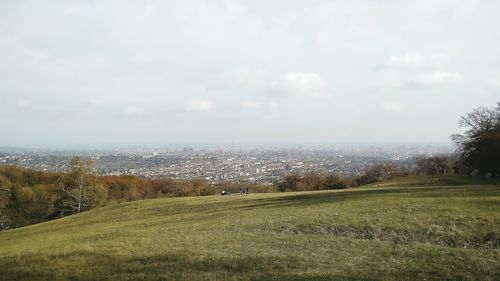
[1,184,499,281]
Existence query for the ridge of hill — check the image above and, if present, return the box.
[364,175,500,188]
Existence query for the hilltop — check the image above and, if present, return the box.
[1,180,499,280]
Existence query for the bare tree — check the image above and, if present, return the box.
[416,155,455,176]
[452,103,500,175]
[57,157,106,215]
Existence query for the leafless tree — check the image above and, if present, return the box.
[57,157,106,215]
[452,103,500,175]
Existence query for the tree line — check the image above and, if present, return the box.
[0,157,276,230]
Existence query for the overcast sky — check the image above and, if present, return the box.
[1,0,499,148]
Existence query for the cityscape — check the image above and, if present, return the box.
[1,144,452,184]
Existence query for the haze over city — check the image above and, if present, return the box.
[1,0,499,148]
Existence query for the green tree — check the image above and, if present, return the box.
[56,157,107,215]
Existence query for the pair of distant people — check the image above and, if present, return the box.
[221,188,249,196]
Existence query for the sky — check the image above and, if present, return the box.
[1,0,499,148]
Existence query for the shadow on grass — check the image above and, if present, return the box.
[237,186,500,210]
[0,250,378,281]
[1,248,496,281]
[266,222,500,250]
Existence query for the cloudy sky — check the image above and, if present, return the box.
[1,0,499,147]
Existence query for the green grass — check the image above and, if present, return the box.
[368,175,500,188]
[1,182,499,280]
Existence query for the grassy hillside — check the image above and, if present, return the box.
[1,182,499,280]
[364,175,500,188]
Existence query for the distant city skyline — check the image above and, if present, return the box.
[1,1,499,147]
[0,144,453,183]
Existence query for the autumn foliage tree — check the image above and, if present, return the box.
[0,175,12,229]
[278,172,347,191]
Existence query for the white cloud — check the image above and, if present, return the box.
[379,101,403,113]
[267,101,278,108]
[414,71,462,86]
[227,71,257,87]
[241,100,279,110]
[85,98,103,106]
[209,70,259,90]
[378,53,446,70]
[186,99,214,111]
[477,78,500,97]
[122,107,148,116]
[271,72,326,97]
[17,99,32,108]
[315,31,331,46]
[241,101,261,109]
[284,72,325,93]
[377,71,463,88]
[411,0,480,19]
[131,53,152,65]
[485,78,500,89]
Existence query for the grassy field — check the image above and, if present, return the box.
[1,182,499,280]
